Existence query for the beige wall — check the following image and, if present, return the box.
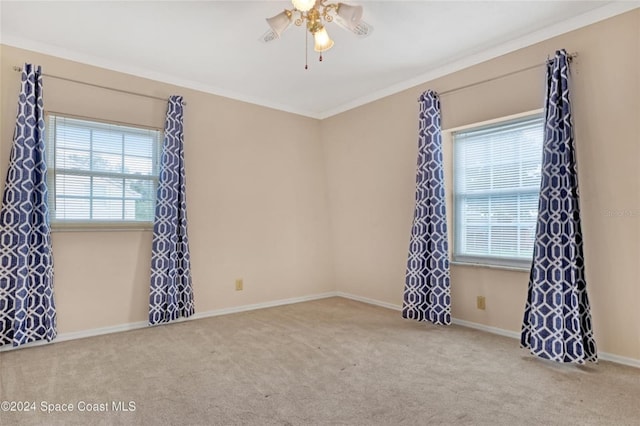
[322,10,640,360]
[0,44,335,333]
[1,10,638,362]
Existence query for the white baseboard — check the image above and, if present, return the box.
[0,291,338,353]
[337,291,640,369]
[451,317,521,340]
[190,291,338,321]
[3,290,639,369]
[0,320,150,352]
[336,291,402,311]
[597,351,640,369]
[451,318,640,369]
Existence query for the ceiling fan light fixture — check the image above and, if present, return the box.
[291,0,316,12]
[335,3,363,30]
[266,10,293,38]
[263,1,370,68]
[313,27,334,52]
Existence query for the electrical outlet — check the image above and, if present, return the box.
[235,278,243,291]
[477,296,486,310]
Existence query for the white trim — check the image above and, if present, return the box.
[336,291,402,311]
[0,291,337,352]
[451,318,521,340]
[337,292,640,369]
[318,2,640,118]
[0,34,323,120]
[598,352,640,369]
[451,318,640,369]
[189,291,337,321]
[450,261,530,273]
[0,319,149,353]
[3,291,639,369]
[2,3,638,119]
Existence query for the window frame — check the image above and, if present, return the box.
[451,112,544,270]
[45,112,163,231]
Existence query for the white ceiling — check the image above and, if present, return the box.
[1,1,638,118]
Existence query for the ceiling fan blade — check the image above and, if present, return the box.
[260,29,279,43]
[333,17,373,38]
[350,20,373,37]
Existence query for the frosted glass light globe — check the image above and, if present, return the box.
[292,0,315,12]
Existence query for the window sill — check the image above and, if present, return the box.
[51,223,153,232]
[450,261,530,273]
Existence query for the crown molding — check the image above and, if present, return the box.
[0,34,323,120]
[318,1,640,119]
[2,2,638,120]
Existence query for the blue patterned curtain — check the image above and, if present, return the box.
[521,50,597,363]
[402,90,451,325]
[149,95,194,325]
[0,64,56,347]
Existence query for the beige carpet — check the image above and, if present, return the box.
[1,297,639,426]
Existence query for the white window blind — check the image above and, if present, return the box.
[453,115,543,267]
[46,115,162,226]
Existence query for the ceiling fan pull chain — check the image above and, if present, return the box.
[304,32,309,70]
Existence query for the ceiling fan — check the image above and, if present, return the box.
[262,0,372,68]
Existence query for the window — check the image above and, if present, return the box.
[453,115,543,268]
[46,114,162,227]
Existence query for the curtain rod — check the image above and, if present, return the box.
[436,52,578,97]
[12,66,186,105]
